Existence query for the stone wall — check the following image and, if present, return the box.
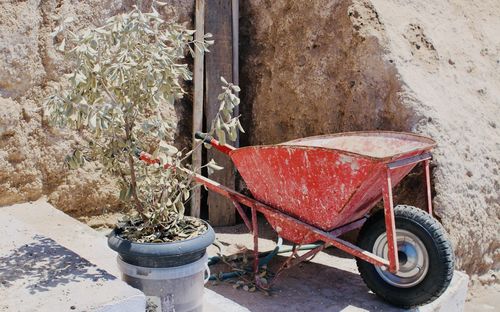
[1,0,498,280]
[239,0,499,280]
[0,0,195,216]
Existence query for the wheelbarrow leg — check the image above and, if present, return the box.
[230,199,264,288]
[382,167,399,273]
[251,207,260,280]
[231,199,253,232]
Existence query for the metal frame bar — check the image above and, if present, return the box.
[218,152,434,276]
[387,152,432,169]
[382,167,399,273]
[423,159,433,214]
[194,174,390,269]
[270,244,326,288]
[138,145,434,277]
[329,217,367,237]
[230,199,252,232]
[383,152,434,273]
[251,206,259,277]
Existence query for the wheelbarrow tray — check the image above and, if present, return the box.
[229,131,435,243]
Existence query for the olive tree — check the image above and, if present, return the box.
[45,7,241,242]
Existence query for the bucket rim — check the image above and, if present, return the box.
[117,253,208,280]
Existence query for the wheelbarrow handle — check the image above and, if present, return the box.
[195,131,213,144]
[195,131,235,155]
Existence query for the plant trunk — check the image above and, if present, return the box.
[124,116,144,216]
[128,154,144,212]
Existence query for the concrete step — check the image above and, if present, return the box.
[0,201,144,312]
[0,200,248,312]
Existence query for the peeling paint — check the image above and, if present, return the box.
[230,134,434,243]
[339,155,352,164]
[301,184,308,195]
[351,160,359,172]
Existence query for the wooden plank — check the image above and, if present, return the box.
[191,0,205,218]
[232,0,239,147]
[204,0,236,226]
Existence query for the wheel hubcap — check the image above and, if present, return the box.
[373,229,429,288]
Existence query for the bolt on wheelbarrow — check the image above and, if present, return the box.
[139,131,454,308]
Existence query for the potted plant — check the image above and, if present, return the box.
[45,6,242,311]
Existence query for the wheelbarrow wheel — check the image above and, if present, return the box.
[356,205,454,308]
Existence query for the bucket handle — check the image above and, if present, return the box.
[204,262,211,284]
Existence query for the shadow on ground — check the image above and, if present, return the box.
[210,218,406,312]
[207,252,406,312]
[0,234,115,294]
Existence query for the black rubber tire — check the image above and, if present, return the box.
[356,205,454,308]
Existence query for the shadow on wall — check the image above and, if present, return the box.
[0,235,115,294]
[238,0,431,218]
[239,0,416,146]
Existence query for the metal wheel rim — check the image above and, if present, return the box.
[373,229,429,288]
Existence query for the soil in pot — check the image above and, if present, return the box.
[116,215,208,243]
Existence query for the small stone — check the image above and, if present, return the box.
[70,306,76,310]
[448,59,455,65]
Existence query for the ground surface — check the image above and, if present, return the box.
[207,220,470,312]
[0,201,145,312]
[85,212,476,311]
[464,283,500,312]
[0,201,250,312]
[0,199,491,312]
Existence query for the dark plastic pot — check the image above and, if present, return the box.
[108,220,215,268]
[108,219,215,312]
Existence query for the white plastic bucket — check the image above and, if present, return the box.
[117,253,209,312]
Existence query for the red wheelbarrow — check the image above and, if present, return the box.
[141,131,454,308]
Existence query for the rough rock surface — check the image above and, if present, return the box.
[240,0,499,279]
[1,0,498,281]
[0,0,195,216]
